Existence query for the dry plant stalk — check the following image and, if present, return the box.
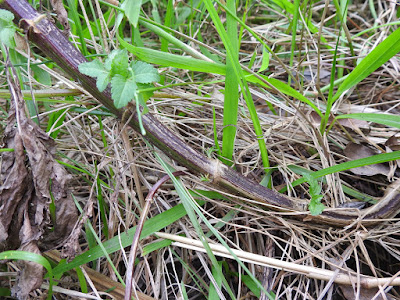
[2,0,400,228]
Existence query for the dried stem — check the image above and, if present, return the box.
[2,0,399,227]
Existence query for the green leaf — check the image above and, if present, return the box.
[122,0,143,27]
[0,9,14,23]
[109,49,129,78]
[333,27,400,102]
[0,250,54,299]
[111,74,137,108]
[304,173,325,216]
[335,113,400,129]
[51,201,205,276]
[78,59,110,92]
[259,46,270,72]
[285,151,400,191]
[118,35,226,74]
[0,9,16,49]
[132,60,160,83]
[309,195,325,216]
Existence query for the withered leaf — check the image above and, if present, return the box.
[50,0,70,34]
[0,62,78,298]
[344,143,390,176]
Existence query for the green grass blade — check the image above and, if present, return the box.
[332,27,400,102]
[203,0,270,172]
[157,154,275,299]
[221,0,239,164]
[0,251,54,299]
[118,35,226,74]
[335,113,400,129]
[51,200,204,276]
[247,74,323,117]
[287,151,400,189]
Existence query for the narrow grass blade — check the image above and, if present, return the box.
[332,27,400,102]
[156,154,275,299]
[335,113,400,129]
[203,0,271,172]
[118,35,226,74]
[0,251,54,299]
[51,200,204,276]
[222,0,239,164]
[288,151,400,188]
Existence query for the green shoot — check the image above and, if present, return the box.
[304,173,326,216]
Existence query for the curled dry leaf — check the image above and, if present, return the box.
[344,143,391,176]
[49,0,70,34]
[386,135,400,170]
[309,111,369,130]
[0,63,78,298]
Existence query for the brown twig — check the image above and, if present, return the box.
[1,0,399,229]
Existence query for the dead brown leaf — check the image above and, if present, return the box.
[0,60,78,298]
[50,0,70,34]
[344,143,391,176]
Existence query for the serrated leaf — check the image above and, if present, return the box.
[137,82,154,102]
[0,26,16,48]
[78,59,110,92]
[132,61,160,84]
[104,50,119,71]
[0,9,14,23]
[309,196,325,216]
[109,49,129,78]
[111,74,137,108]
[122,0,143,27]
[0,9,16,49]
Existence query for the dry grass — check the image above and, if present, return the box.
[1,0,400,299]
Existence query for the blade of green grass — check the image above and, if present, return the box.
[332,27,400,103]
[221,0,239,165]
[283,151,400,191]
[202,0,271,173]
[66,0,88,56]
[0,250,54,300]
[118,36,226,74]
[51,200,205,276]
[156,153,275,300]
[335,113,400,129]
[288,0,300,86]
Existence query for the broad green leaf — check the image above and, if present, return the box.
[132,60,160,83]
[122,0,143,27]
[336,113,400,129]
[0,9,16,49]
[0,27,16,48]
[0,9,14,22]
[109,49,129,78]
[333,27,400,102]
[304,174,325,215]
[78,59,110,92]
[111,74,137,108]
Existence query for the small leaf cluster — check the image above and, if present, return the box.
[304,174,326,216]
[0,9,17,49]
[78,49,160,109]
